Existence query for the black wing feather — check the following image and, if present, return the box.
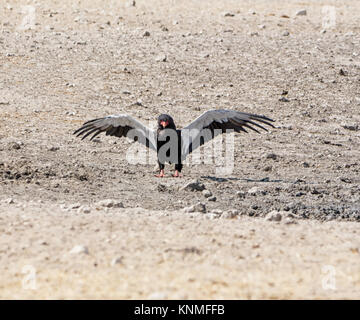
[181,109,275,157]
[73,115,157,151]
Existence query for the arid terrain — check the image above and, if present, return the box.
[0,0,359,299]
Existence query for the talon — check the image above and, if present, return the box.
[155,169,166,178]
[172,170,182,178]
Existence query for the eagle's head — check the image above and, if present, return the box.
[157,114,176,130]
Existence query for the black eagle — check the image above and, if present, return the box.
[74,109,275,177]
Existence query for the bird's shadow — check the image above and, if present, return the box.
[200,176,290,183]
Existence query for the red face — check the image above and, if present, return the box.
[160,120,169,128]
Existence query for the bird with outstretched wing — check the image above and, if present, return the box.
[74,109,275,177]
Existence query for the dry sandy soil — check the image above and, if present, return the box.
[0,0,360,299]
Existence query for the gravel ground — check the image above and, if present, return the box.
[0,0,359,299]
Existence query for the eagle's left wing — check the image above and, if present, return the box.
[180,109,275,158]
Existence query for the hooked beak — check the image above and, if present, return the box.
[160,120,169,128]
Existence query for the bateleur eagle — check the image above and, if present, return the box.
[74,109,275,177]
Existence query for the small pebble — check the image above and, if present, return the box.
[155,54,167,62]
[296,9,307,16]
[111,257,123,266]
[78,206,91,214]
[69,203,81,209]
[184,205,195,213]
[284,217,297,225]
[181,180,205,192]
[69,245,89,254]
[221,211,238,219]
[96,199,124,208]
[222,12,235,17]
[266,210,283,222]
[236,191,246,198]
[194,202,206,213]
[9,142,21,150]
[266,153,277,160]
[342,124,358,131]
[279,97,290,102]
[339,68,348,76]
[126,0,136,7]
[248,187,259,195]
[202,190,212,198]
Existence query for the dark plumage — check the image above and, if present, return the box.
[74,109,275,177]
[156,114,183,176]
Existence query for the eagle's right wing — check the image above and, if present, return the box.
[73,114,157,151]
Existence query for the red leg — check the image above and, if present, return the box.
[172,170,182,178]
[155,169,166,178]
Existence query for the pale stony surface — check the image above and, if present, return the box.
[0,201,360,299]
[0,0,360,299]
